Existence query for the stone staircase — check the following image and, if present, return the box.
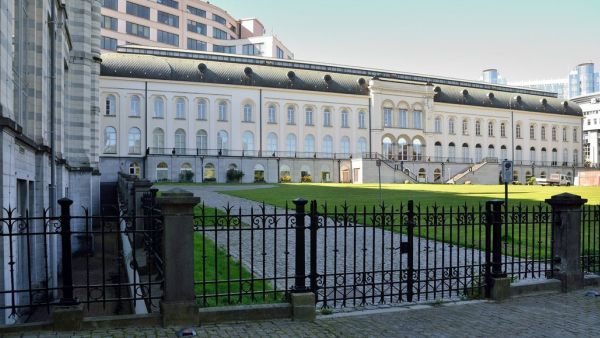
[447,161,488,184]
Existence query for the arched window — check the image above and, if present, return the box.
[286,133,297,156]
[398,138,408,161]
[156,162,169,181]
[500,145,507,160]
[323,135,333,155]
[305,107,314,126]
[341,110,349,128]
[196,129,208,154]
[267,132,278,153]
[418,168,427,182]
[382,137,393,159]
[515,145,523,163]
[323,109,331,127]
[217,130,229,154]
[203,163,215,181]
[242,131,254,154]
[218,101,228,121]
[488,121,494,137]
[448,142,456,161]
[152,128,165,152]
[357,137,367,155]
[475,144,482,162]
[358,111,366,129]
[128,127,141,154]
[304,134,315,154]
[475,120,481,136]
[516,124,521,138]
[174,129,186,154]
[541,147,547,164]
[462,143,470,162]
[488,144,495,159]
[340,136,350,156]
[573,149,579,164]
[243,104,253,122]
[434,168,442,181]
[254,164,265,183]
[541,126,546,140]
[413,139,423,161]
[176,98,186,119]
[434,141,442,160]
[540,171,547,179]
[105,94,116,115]
[129,162,140,176]
[552,148,558,166]
[287,106,295,124]
[197,99,207,120]
[434,117,442,133]
[500,123,506,137]
[130,95,140,116]
[529,124,535,140]
[154,97,164,118]
[267,105,277,123]
[279,165,291,179]
[448,118,455,134]
[180,163,193,182]
[530,147,536,164]
[104,127,117,153]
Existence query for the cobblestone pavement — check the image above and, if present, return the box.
[159,185,536,307]
[9,289,600,337]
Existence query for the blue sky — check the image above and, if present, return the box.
[209,0,599,82]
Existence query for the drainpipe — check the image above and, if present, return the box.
[259,89,263,156]
[368,96,372,156]
[49,0,57,216]
[144,81,148,178]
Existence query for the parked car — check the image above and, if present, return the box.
[538,174,572,186]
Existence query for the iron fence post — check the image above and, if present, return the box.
[58,197,77,305]
[293,198,308,292]
[309,200,318,294]
[484,201,492,298]
[490,200,506,278]
[406,200,414,302]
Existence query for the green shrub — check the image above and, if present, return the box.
[203,177,216,183]
[527,176,537,185]
[301,175,312,183]
[280,175,292,183]
[254,171,265,183]
[226,169,244,183]
[179,170,194,183]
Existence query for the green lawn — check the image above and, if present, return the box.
[222,183,600,209]
[220,184,599,261]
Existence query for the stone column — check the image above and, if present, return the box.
[157,188,201,326]
[545,193,588,292]
[133,179,152,247]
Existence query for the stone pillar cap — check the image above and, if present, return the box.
[545,193,588,207]
[160,188,194,198]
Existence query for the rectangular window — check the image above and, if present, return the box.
[157,30,179,46]
[213,14,227,25]
[213,45,235,54]
[157,0,178,9]
[126,2,150,19]
[383,108,392,127]
[101,15,118,31]
[126,22,150,38]
[287,108,295,124]
[399,109,407,128]
[213,27,228,40]
[358,112,365,129]
[305,109,313,126]
[102,0,118,10]
[242,43,264,56]
[100,36,117,50]
[187,38,206,51]
[157,11,179,28]
[413,110,422,129]
[101,36,118,50]
[187,5,206,18]
[277,47,285,59]
[323,110,331,127]
[187,20,206,35]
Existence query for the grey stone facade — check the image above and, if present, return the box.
[0,0,100,324]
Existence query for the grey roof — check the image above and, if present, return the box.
[100,51,582,117]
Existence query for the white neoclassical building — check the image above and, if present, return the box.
[99,45,584,185]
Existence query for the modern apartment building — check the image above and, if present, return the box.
[99,45,583,186]
[572,92,600,166]
[100,0,293,59]
[483,63,600,99]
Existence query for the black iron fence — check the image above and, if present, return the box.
[582,204,600,274]
[0,197,163,323]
